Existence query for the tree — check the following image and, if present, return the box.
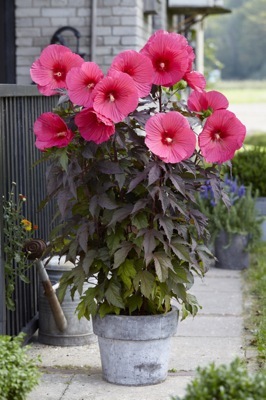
[205,0,266,80]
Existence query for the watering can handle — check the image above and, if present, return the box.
[22,239,68,332]
[36,260,68,332]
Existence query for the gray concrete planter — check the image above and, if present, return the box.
[214,231,250,270]
[92,308,179,386]
[255,197,266,241]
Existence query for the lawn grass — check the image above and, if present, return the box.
[245,243,266,365]
[245,134,266,147]
[207,80,266,104]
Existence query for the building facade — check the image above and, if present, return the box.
[15,0,167,84]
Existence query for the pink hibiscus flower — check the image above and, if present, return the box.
[107,50,154,98]
[188,90,229,115]
[198,110,246,163]
[145,111,196,163]
[184,71,206,92]
[182,46,206,92]
[66,62,104,107]
[30,44,84,96]
[140,30,189,87]
[75,109,115,144]
[92,71,139,123]
[34,112,74,150]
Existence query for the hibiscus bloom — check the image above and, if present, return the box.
[188,90,229,115]
[140,30,189,87]
[145,111,196,163]
[198,110,246,163]
[75,109,115,144]
[183,71,206,92]
[92,71,139,123]
[30,44,84,96]
[34,112,74,150]
[66,62,104,107]
[182,46,206,92]
[107,50,154,98]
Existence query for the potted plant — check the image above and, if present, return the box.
[30,30,246,385]
[199,176,261,270]
[231,146,266,240]
[0,333,41,400]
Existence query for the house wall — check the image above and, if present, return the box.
[15,0,167,84]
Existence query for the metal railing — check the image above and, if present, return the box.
[0,84,58,336]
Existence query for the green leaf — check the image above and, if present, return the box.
[170,239,191,262]
[127,294,143,314]
[170,264,193,284]
[132,212,149,229]
[59,149,69,171]
[77,287,98,319]
[98,302,120,318]
[117,259,137,289]
[105,280,125,308]
[106,228,125,254]
[71,264,86,295]
[133,270,155,298]
[153,251,174,282]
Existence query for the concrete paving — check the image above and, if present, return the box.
[27,268,247,400]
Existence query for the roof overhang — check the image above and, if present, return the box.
[167,1,231,16]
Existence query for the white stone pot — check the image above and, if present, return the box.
[92,308,179,386]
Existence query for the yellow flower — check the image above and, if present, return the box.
[21,219,32,231]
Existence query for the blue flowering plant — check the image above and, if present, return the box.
[199,176,261,249]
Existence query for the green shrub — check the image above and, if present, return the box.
[172,358,266,400]
[231,147,266,196]
[247,243,266,361]
[0,333,41,400]
[245,134,266,147]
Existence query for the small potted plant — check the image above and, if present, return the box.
[199,176,261,270]
[0,333,41,400]
[231,146,266,240]
[30,30,246,385]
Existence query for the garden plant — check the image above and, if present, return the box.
[30,30,246,320]
[171,358,266,400]
[0,333,40,400]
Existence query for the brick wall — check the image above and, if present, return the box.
[15,0,92,84]
[15,0,167,84]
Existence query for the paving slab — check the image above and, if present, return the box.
[27,268,246,400]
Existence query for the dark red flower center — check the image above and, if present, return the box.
[213,131,222,141]
[53,64,66,82]
[162,130,174,145]
[156,58,170,72]
[56,131,67,138]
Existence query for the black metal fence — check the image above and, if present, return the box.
[0,84,57,336]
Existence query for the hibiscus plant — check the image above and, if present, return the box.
[30,30,246,319]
